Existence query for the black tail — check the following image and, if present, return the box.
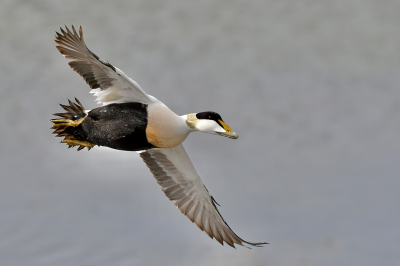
[51,98,93,151]
[53,98,86,121]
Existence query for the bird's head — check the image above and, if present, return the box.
[184,111,238,139]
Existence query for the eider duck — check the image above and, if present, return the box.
[51,26,267,248]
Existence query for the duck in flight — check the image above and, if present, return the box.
[51,26,267,248]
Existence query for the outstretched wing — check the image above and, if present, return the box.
[55,25,157,105]
[139,144,267,248]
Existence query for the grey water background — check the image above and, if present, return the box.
[1,0,399,265]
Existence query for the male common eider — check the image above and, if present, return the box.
[51,26,267,248]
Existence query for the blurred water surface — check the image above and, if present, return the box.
[0,0,399,265]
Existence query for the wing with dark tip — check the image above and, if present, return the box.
[139,144,267,248]
[55,25,157,105]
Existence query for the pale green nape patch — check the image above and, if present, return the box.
[185,113,198,129]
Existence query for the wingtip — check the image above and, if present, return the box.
[56,25,83,39]
[243,241,269,248]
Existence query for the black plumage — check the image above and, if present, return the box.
[52,100,156,151]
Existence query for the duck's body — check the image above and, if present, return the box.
[63,102,155,151]
[59,100,192,151]
[51,26,266,248]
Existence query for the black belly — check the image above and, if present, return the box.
[75,102,156,151]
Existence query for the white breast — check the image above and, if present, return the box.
[146,103,192,148]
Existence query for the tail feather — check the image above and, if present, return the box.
[51,98,94,151]
[53,98,86,120]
